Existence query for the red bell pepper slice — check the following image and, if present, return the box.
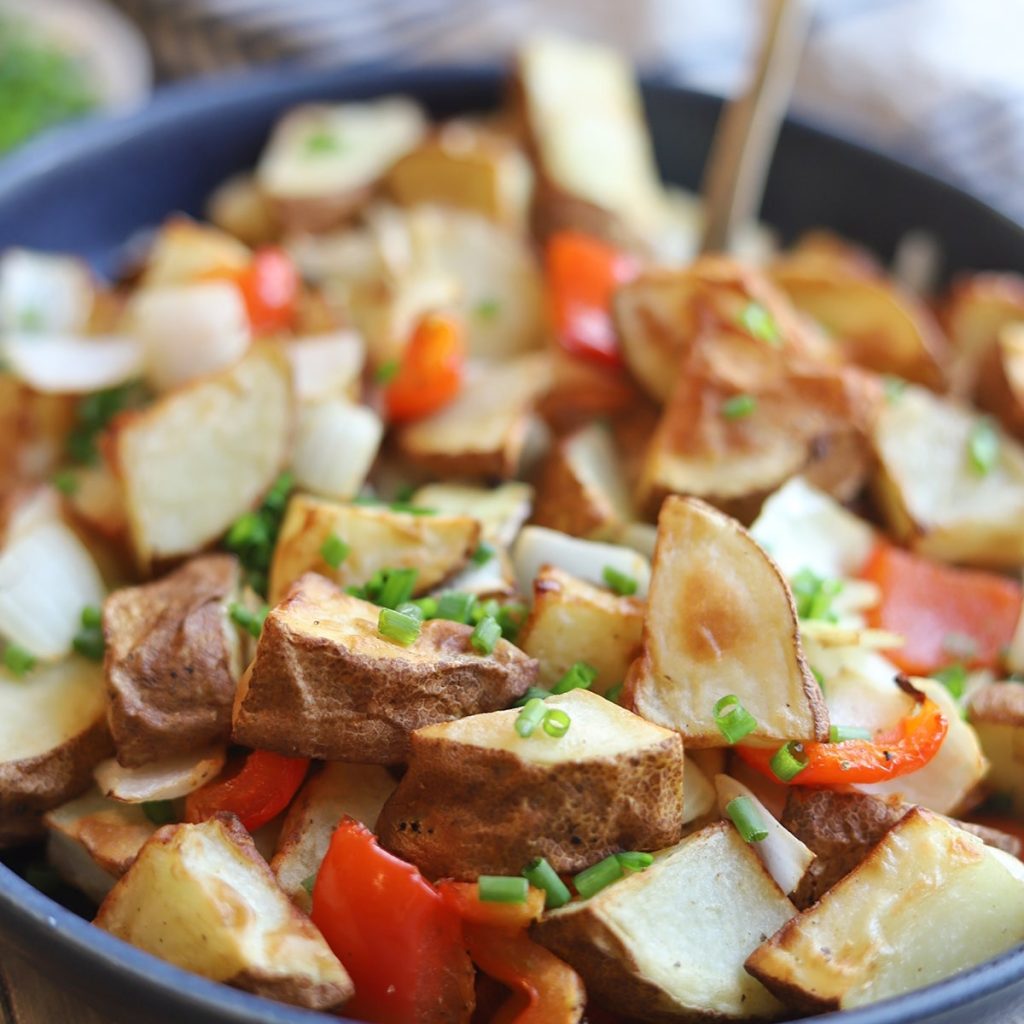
[311,819,475,1024]
[184,749,308,832]
[385,312,466,422]
[206,245,299,335]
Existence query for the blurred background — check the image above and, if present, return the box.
[0,0,1021,223]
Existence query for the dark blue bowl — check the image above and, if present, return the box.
[0,63,1022,1024]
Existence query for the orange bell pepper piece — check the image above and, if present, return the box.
[385,312,466,422]
[206,246,299,335]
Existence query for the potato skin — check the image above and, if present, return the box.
[376,728,684,879]
[103,554,242,767]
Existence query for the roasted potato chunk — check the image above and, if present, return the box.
[268,494,479,604]
[968,682,1024,816]
[95,814,353,1011]
[376,689,684,879]
[975,323,1024,439]
[140,217,250,286]
[103,555,244,767]
[534,823,795,1022]
[627,496,828,747]
[518,565,644,693]
[234,573,537,763]
[746,809,1024,1013]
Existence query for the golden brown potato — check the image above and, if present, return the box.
[112,345,293,569]
[746,809,1024,1013]
[537,352,649,435]
[0,374,75,497]
[0,657,112,846]
[534,822,795,1022]
[95,814,353,1011]
[140,217,250,286]
[626,496,828,748]
[205,173,281,247]
[268,494,480,604]
[518,565,644,693]
[968,682,1024,816]
[975,323,1024,438]
[271,762,396,912]
[398,354,554,479]
[386,121,533,230]
[64,461,129,543]
[103,555,244,767]
[234,573,537,763]
[376,689,684,879]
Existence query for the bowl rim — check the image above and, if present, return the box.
[0,59,1021,1024]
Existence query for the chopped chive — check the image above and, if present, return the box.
[721,394,757,420]
[791,568,843,622]
[829,724,873,743]
[389,502,436,515]
[395,602,425,623]
[726,796,768,843]
[3,644,36,677]
[811,666,826,690]
[223,471,293,597]
[551,662,598,695]
[375,359,400,385]
[470,615,502,655]
[378,568,418,610]
[738,302,781,346]
[142,800,176,826]
[320,533,350,569]
[471,598,500,625]
[574,855,623,899]
[301,872,318,896]
[515,697,547,738]
[602,565,638,596]
[496,602,527,644]
[394,484,417,503]
[52,469,79,495]
[542,708,571,738]
[474,298,501,320]
[229,602,267,639]
[713,694,758,744]
[522,857,571,909]
[770,741,808,782]
[436,591,476,624]
[81,605,102,630]
[967,418,1000,476]
[932,663,967,700]
[305,129,342,154]
[883,376,906,403]
[412,596,438,619]
[604,682,624,704]
[513,686,552,708]
[478,875,529,903]
[72,620,105,661]
[471,541,496,565]
[615,851,654,872]
[378,608,421,646]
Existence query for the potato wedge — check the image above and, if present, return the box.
[376,689,684,879]
[411,481,533,547]
[975,323,1024,439]
[518,565,644,694]
[140,217,251,286]
[870,383,1024,568]
[0,376,75,494]
[113,345,293,568]
[234,573,537,763]
[93,747,226,803]
[95,814,353,1011]
[746,808,1024,1013]
[627,496,828,747]
[44,789,157,902]
[271,763,396,912]
[65,461,129,542]
[968,682,1024,816]
[534,822,794,1022]
[398,354,554,478]
[269,494,479,604]
[103,555,244,767]
[0,656,111,845]
[256,99,426,233]
[387,121,533,230]
[531,423,633,540]
[206,173,280,247]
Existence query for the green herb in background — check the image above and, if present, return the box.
[66,381,151,465]
[223,471,294,596]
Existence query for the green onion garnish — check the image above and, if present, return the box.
[52,469,79,495]
[301,872,317,896]
[515,697,547,738]
[224,471,293,596]
[378,568,418,610]
[471,541,496,565]
[542,709,571,738]
[513,686,552,708]
[470,616,502,655]
[81,605,102,630]
[471,598,500,625]
[615,851,654,872]
[474,298,501,321]
[738,302,781,346]
[305,129,342,155]
[72,609,105,661]
[967,418,1000,476]
[811,666,826,690]
[378,608,421,646]
[770,741,808,782]
[522,857,571,909]
[3,644,35,677]
[791,568,843,622]
[829,724,873,743]
[142,800,175,826]
[602,565,638,596]
[436,591,476,624]
[496,602,527,644]
[604,682,624,704]
[551,662,598,695]
[375,359,400,384]
[932,663,967,700]
[413,596,438,619]
[395,602,425,623]
[478,875,529,904]
[721,394,757,420]
[389,502,436,516]
[66,381,151,466]
[229,602,268,639]
[574,855,623,899]
[713,694,758,744]
[726,796,768,843]
[320,533,350,569]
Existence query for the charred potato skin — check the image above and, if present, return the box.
[103,554,243,768]
[376,727,684,880]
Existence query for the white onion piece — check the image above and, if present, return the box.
[0,249,94,334]
[0,520,106,659]
[512,526,651,598]
[94,748,227,803]
[129,281,251,392]
[284,330,365,402]
[715,774,816,896]
[291,399,383,501]
[2,333,144,394]
[683,756,716,824]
